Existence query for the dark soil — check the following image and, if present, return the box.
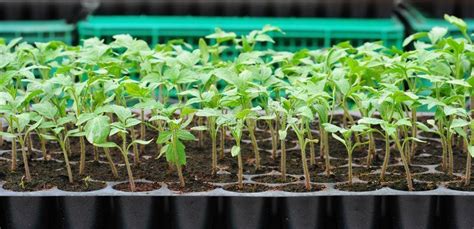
[386,165,429,174]
[223,183,273,193]
[335,182,383,192]
[387,181,437,191]
[358,173,405,183]
[251,175,299,184]
[167,180,215,193]
[57,180,106,192]
[1,114,472,193]
[411,155,442,165]
[280,183,326,192]
[446,180,474,191]
[413,173,461,183]
[113,182,162,192]
[332,166,375,176]
[313,174,346,183]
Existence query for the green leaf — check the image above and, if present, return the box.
[403,32,428,47]
[416,122,433,133]
[156,144,168,159]
[395,119,412,127]
[125,118,141,128]
[131,139,153,145]
[428,27,448,44]
[331,133,346,146]
[191,126,208,131]
[32,102,58,120]
[196,108,221,117]
[323,123,343,133]
[157,131,172,144]
[358,117,384,125]
[84,115,110,144]
[450,119,469,129]
[176,140,187,165]
[94,142,119,148]
[177,130,196,141]
[231,145,240,157]
[468,146,474,158]
[76,113,97,126]
[112,105,132,123]
[278,130,287,140]
[0,132,16,139]
[444,14,467,34]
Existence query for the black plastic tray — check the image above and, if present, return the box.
[1,183,473,229]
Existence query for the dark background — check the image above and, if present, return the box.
[0,0,471,22]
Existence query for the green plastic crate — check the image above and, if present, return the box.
[78,16,404,56]
[399,4,474,37]
[0,20,74,44]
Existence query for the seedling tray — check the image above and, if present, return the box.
[77,15,404,57]
[0,184,473,229]
[0,20,74,44]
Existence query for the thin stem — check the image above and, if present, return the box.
[79,135,86,175]
[40,136,47,159]
[10,120,17,171]
[121,133,136,191]
[299,137,311,190]
[348,150,353,185]
[220,126,225,159]
[172,133,185,187]
[131,127,140,164]
[248,121,260,170]
[323,130,331,176]
[140,108,146,154]
[394,136,413,191]
[19,138,31,182]
[380,135,390,181]
[306,121,315,166]
[210,118,217,175]
[268,120,277,160]
[103,147,118,177]
[280,116,287,181]
[410,109,417,159]
[59,139,74,183]
[465,143,471,186]
[198,116,204,147]
[237,146,243,189]
[448,134,454,176]
[441,137,448,172]
[366,132,375,167]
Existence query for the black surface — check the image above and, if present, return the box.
[0,195,473,229]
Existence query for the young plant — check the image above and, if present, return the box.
[323,123,368,184]
[34,102,78,183]
[0,113,42,181]
[156,108,196,188]
[96,105,152,191]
